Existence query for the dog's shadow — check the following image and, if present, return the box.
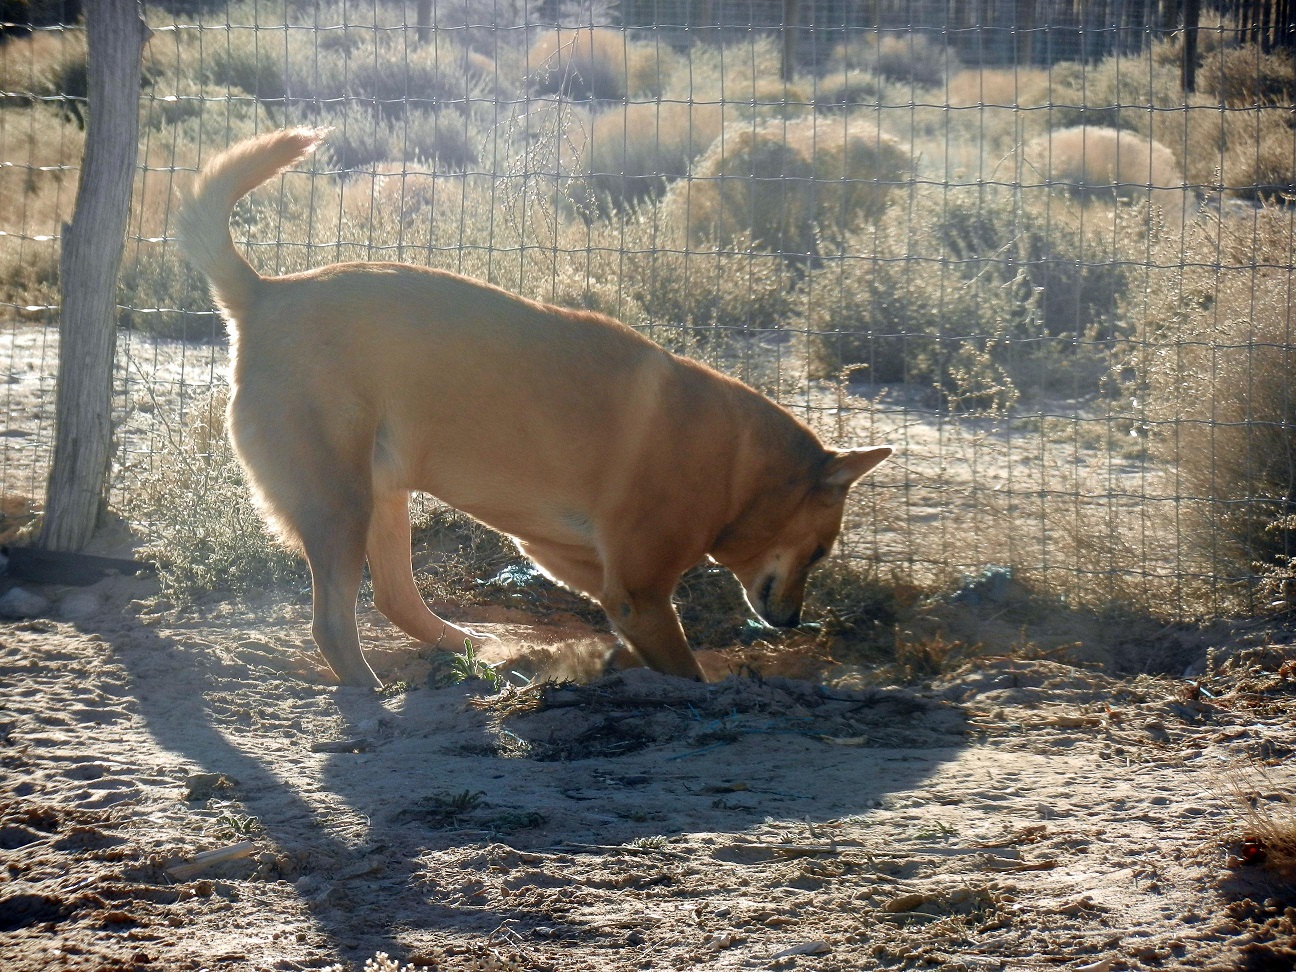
[102,606,967,965]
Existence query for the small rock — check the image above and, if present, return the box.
[58,590,100,621]
[883,892,928,913]
[0,586,50,619]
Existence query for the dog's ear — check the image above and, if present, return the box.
[822,446,892,490]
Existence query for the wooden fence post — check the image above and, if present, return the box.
[781,0,800,82]
[1182,0,1202,92]
[40,0,149,552]
[416,0,432,46]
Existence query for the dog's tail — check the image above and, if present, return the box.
[176,127,326,319]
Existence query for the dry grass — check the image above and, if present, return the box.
[0,26,85,102]
[1216,107,1296,200]
[1223,765,1296,891]
[0,104,83,315]
[127,390,308,602]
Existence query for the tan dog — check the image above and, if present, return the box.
[177,128,891,689]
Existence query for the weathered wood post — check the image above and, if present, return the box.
[416,0,432,46]
[1016,0,1036,66]
[40,0,149,551]
[781,0,800,83]
[1182,0,1202,92]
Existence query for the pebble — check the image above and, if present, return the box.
[58,590,100,621]
[0,586,50,619]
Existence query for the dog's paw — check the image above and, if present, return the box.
[443,622,497,647]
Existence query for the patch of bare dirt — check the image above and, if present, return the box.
[1,572,1295,970]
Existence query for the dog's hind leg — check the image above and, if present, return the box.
[299,506,382,690]
[367,489,486,651]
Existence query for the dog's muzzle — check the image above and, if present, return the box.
[751,575,803,628]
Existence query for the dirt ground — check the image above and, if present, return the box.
[3,567,1296,972]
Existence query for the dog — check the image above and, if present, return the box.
[177,128,891,689]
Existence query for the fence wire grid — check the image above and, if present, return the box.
[1,0,1295,620]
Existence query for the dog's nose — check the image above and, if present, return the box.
[762,603,800,628]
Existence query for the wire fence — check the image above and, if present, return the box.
[1,0,1294,620]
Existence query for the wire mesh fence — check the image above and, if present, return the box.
[1,0,1293,620]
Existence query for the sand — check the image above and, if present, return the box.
[3,566,1296,971]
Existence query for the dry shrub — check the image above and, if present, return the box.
[831,33,957,90]
[0,26,85,104]
[803,182,1145,402]
[812,68,889,110]
[1216,107,1296,200]
[1023,126,1187,217]
[674,116,909,257]
[1199,45,1296,107]
[675,35,792,107]
[323,104,479,171]
[1136,208,1296,595]
[565,100,725,213]
[946,67,1051,108]
[545,207,801,381]
[528,27,670,102]
[1042,42,1289,201]
[1045,46,1188,149]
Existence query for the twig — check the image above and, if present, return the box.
[166,840,256,881]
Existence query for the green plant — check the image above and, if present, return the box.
[628,835,669,850]
[416,789,487,827]
[447,639,505,691]
[213,813,265,840]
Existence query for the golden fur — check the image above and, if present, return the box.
[177,128,891,688]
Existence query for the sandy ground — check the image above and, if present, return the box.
[3,565,1296,972]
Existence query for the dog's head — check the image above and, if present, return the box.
[711,446,891,628]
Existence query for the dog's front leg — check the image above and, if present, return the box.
[601,583,706,681]
[367,489,491,650]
